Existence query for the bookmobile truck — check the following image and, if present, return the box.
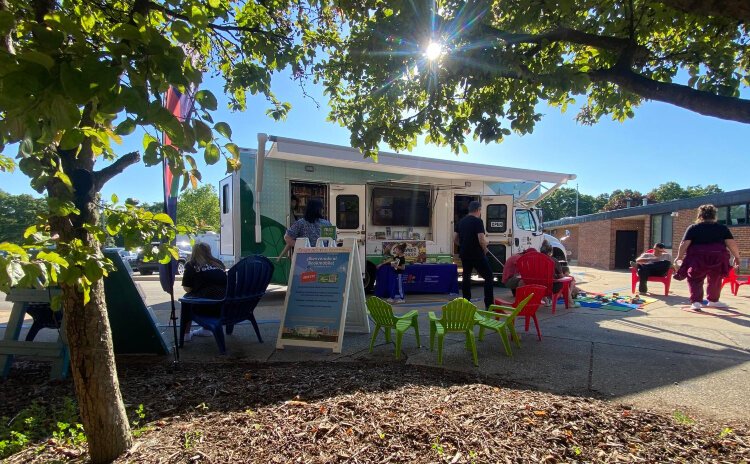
[218,134,576,291]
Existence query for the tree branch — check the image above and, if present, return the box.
[93,151,141,192]
[590,67,750,124]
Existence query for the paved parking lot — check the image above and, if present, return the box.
[2,266,749,424]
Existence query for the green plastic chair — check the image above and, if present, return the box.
[429,298,479,367]
[475,293,534,357]
[366,297,420,359]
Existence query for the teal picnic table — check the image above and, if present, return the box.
[0,287,69,379]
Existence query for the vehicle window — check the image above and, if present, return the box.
[335,194,359,230]
[485,204,508,233]
[371,187,430,226]
[515,209,536,231]
[222,184,230,214]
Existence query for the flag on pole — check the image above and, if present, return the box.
[159,86,195,294]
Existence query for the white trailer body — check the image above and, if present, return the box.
[220,134,575,289]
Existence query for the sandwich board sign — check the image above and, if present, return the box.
[276,238,369,353]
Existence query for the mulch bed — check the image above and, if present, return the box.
[2,360,748,463]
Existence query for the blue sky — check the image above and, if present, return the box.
[2,71,748,203]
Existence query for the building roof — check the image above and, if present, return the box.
[544,188,750,228]
[265,135,576,185]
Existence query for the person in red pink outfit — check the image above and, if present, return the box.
[674,204,741,311]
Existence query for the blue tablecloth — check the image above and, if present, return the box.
[374,264,459,298]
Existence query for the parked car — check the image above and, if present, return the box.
[104,247,137,266]
[134,243,191,276]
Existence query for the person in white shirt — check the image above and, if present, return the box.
[634,243,672,293]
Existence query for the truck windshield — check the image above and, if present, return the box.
[515,209,536,231]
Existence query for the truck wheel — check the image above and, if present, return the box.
[176,260,186,276]
[363,262,377,293]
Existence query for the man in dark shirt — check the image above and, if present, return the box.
[454,201,495,309]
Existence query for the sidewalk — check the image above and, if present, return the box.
[2,266,749,424]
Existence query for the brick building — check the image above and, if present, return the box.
[544,189,750,271]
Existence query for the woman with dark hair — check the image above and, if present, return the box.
[281,198,333,257]
[674,204,741,311]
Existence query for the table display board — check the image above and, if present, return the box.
[276,239,369,353]
[382,240,427,263]
[374,263,459,297]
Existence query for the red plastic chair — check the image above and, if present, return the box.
[493,284,546,340]
[630,266,673,295]
[722,268,750,296]
[721,268,739,295]
[516,251,571,314]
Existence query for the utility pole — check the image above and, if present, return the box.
[575,183,579,217]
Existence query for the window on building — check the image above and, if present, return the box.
[650,213,673,248]
[716,206,729,225]
[371,187,430,227]
[729,204,748,225]
[514,209,536,232]
[335,195,359,230]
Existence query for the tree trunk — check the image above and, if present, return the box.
[53,192,132,463]
[61,279,132,463]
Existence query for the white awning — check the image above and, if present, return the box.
[265,135,576,184]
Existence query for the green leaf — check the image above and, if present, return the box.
[204,143,220,165]
[81,14,96,33]
[193,120,212,145]
[143,133,159,150]
[84,260,104,281]
[7,261,24,287]
[225,143,240,159]
[208,0,221,8]
[195,90,218,111]
[115,118,137,136]
[24,225,38,239]
[153,213,174,224]
[19,137,34,157]
[48,198,80,217]
[59,129,84,150]
[111,193,119,204]
[170,20,193,44]
[214,122,232,139]
[111,23,141,41]
[19,51,55,70]
[0,243,29,260]
[37,251,69,267]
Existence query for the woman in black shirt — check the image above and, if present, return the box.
[675,204,741,311]
[181,242,227,340]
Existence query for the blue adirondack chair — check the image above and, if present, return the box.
[179,255,273,354]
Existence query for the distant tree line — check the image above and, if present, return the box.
[0,185,220,245]
[538,182,724,222]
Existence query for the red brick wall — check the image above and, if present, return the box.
[578,220,612,269]
[547,207,750,272]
